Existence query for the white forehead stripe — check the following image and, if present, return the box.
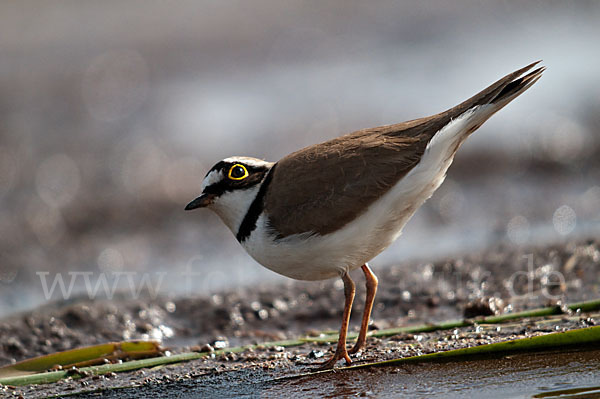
[223,156,270,168]
[201,169,223,191]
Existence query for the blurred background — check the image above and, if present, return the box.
[1,1,599,317]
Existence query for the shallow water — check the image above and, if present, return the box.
[67,348,600,398]
[271,349,600,399]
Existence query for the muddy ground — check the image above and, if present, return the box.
[1,237,599,397]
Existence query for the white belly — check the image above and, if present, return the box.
[242,107,487,281]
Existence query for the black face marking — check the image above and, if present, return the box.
[203,161,269,198]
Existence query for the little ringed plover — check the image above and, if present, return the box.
[185,61,545,369]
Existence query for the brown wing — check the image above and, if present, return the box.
[264,61,544,237]
[264,130,425,237]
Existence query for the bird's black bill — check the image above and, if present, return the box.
[184,194,214,210]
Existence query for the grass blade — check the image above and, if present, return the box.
[0,341,162,379]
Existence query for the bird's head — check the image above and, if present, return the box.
[185,156,274,232]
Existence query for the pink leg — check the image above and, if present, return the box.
[316,272,355,370]
[349,264,378,354]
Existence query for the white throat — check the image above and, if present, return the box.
[210,185,261,234]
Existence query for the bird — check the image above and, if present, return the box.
[185,61,544,369]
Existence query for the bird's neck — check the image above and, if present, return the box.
[211,185,262,235]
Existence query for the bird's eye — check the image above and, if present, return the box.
[228,164,248,180]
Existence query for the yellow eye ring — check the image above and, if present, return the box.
[228,164,249,180]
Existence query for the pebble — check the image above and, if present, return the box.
[307,350,325,359]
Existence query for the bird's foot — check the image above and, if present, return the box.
[348,340,365,355]
[315,346,352,370]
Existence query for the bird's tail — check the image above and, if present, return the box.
[419,62,545,165]
[380,61,545,144]
[487,62,545,109]
[452,61,545,128]
[441,61,545,139]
